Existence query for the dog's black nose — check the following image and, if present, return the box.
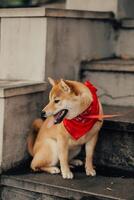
[41,111,47,120]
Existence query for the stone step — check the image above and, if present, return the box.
[0,80,47,173]
[121,19,134,29]
[81,58,134,106]
[95,105,134,172]
[1,171,134,200]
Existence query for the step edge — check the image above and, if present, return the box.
[0,175,121,200]
[81,63,134,73]
[0,7,114,19]
[0,81,47,98]
[103,120,134,133]
[121,19,134,28]
[45,8,114,20]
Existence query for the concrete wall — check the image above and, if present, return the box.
[0,17,47,81]
[45,17,115,80]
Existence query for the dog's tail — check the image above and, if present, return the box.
[27,118,43,157]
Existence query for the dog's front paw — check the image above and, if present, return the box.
[86,167,96,176]
[62,169,74,179]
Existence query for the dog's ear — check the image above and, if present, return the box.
[60,79,71,93]
[48,77,56,86]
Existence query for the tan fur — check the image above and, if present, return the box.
[27,78,103,179]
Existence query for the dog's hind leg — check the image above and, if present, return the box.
[31,152,46,172]
[31,139,59,173]
[31,152,59,174]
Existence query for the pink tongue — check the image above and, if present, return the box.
[47,111,65,128]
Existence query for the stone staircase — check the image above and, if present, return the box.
[1,104,134,199]
[0,4,134,200]
[0,7,114,81]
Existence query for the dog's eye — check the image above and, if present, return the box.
[54,99,60,103]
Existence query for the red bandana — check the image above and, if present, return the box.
[63,81,100,140]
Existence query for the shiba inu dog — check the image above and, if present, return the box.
[27,78,103,179]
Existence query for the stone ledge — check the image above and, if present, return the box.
[81,59,134,72]
[1,173,134,200]
[103,105,134,132]
[0,7,114,19]
[121,19,134,28]
[0,80,47,98]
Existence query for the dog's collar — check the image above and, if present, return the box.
[63,81,100,140]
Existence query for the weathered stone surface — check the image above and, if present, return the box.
[95,129,134,172]
[0,81,47,172]
[115,19,134,59]
[94,105,134,172]
[81,59,134,106]
[1,186,63,200]
[116,28,134,59]
[1,186,41,200]
[1,172,134,200]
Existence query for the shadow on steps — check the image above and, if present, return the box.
[3,158,134,179]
